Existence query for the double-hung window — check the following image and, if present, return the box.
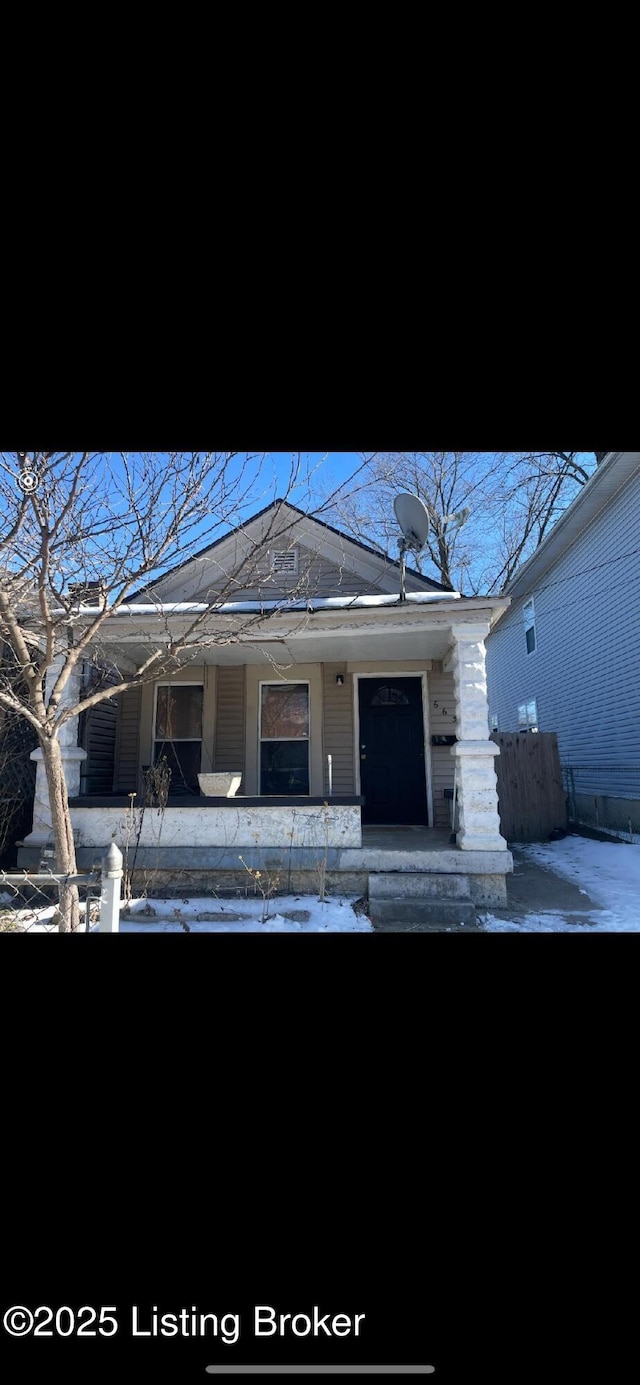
[260,682,309,795]
[518,699,538,733]
[154,684,203,794]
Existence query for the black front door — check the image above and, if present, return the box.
[358,677,428,825]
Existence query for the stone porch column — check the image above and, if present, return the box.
[23,657,87,846]
[447,623,507,852]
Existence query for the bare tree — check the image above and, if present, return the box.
[321,451,601,594]
[487,451,600,591]
[0,450,374,930]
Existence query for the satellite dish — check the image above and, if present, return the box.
[393,493,431,603]
[394,493,430,552]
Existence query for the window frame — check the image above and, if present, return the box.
[517,698,539,733]
[258,679,310,796]
[523,597,536,655]
[153,682,204,743]
[152,682,204,790]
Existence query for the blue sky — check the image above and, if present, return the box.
[270,452,366,505]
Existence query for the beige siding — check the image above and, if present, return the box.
[322,664,355,795]
[113,686,142,793]
[429,668,456,828]
[214,666,245,782]
[226,543,386,601]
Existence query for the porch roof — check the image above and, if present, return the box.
[82,593,511,667]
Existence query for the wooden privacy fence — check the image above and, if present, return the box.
[490,732,567,842]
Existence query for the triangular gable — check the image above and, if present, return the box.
[134,500,449,604]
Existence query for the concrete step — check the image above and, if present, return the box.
[368,872,471,900]
[368,896,480,931]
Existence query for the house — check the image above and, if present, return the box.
[485,450,640,837]
[17,500,513,915]
[0,640,38,866]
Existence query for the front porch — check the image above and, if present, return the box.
[16,596,514,916]
[17,804,512,908]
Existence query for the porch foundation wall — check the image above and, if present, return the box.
[123,870,370,897]
[15,840,509,908]
[67,803,362,850]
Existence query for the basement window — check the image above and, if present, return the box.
[518,699,538,733]
[271,547,298,575]
[523,598,536,654]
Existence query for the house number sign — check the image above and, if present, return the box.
[433,700,456,721]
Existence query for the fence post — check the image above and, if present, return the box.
[100,843,123,933]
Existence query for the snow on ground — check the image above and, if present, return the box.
[1,893,372,933]
[481,835,640,932]
[4,834,640,932]
[117,894,372,933]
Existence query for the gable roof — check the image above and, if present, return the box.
[505,451,640,599]
[131,498,452,600]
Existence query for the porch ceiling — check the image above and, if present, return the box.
[94,599,502,669]
[97,626,454,666]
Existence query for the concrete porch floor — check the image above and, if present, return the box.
[345,826,512,880]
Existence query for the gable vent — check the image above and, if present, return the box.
[272,548,298,575]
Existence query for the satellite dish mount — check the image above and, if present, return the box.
[393,494,430,601]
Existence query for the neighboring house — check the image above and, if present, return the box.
[0,639,38,865]
[486,450,640,836]
[17,500,513,911]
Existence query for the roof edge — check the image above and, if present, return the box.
[130,497,453,600]
[504,451,638,598]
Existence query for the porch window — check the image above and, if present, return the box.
[260,682,309,795]
[154,684,203,794]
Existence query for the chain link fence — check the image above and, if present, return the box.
[0,866,101,933]
[562,765,640,841]
[0,844,122,933]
